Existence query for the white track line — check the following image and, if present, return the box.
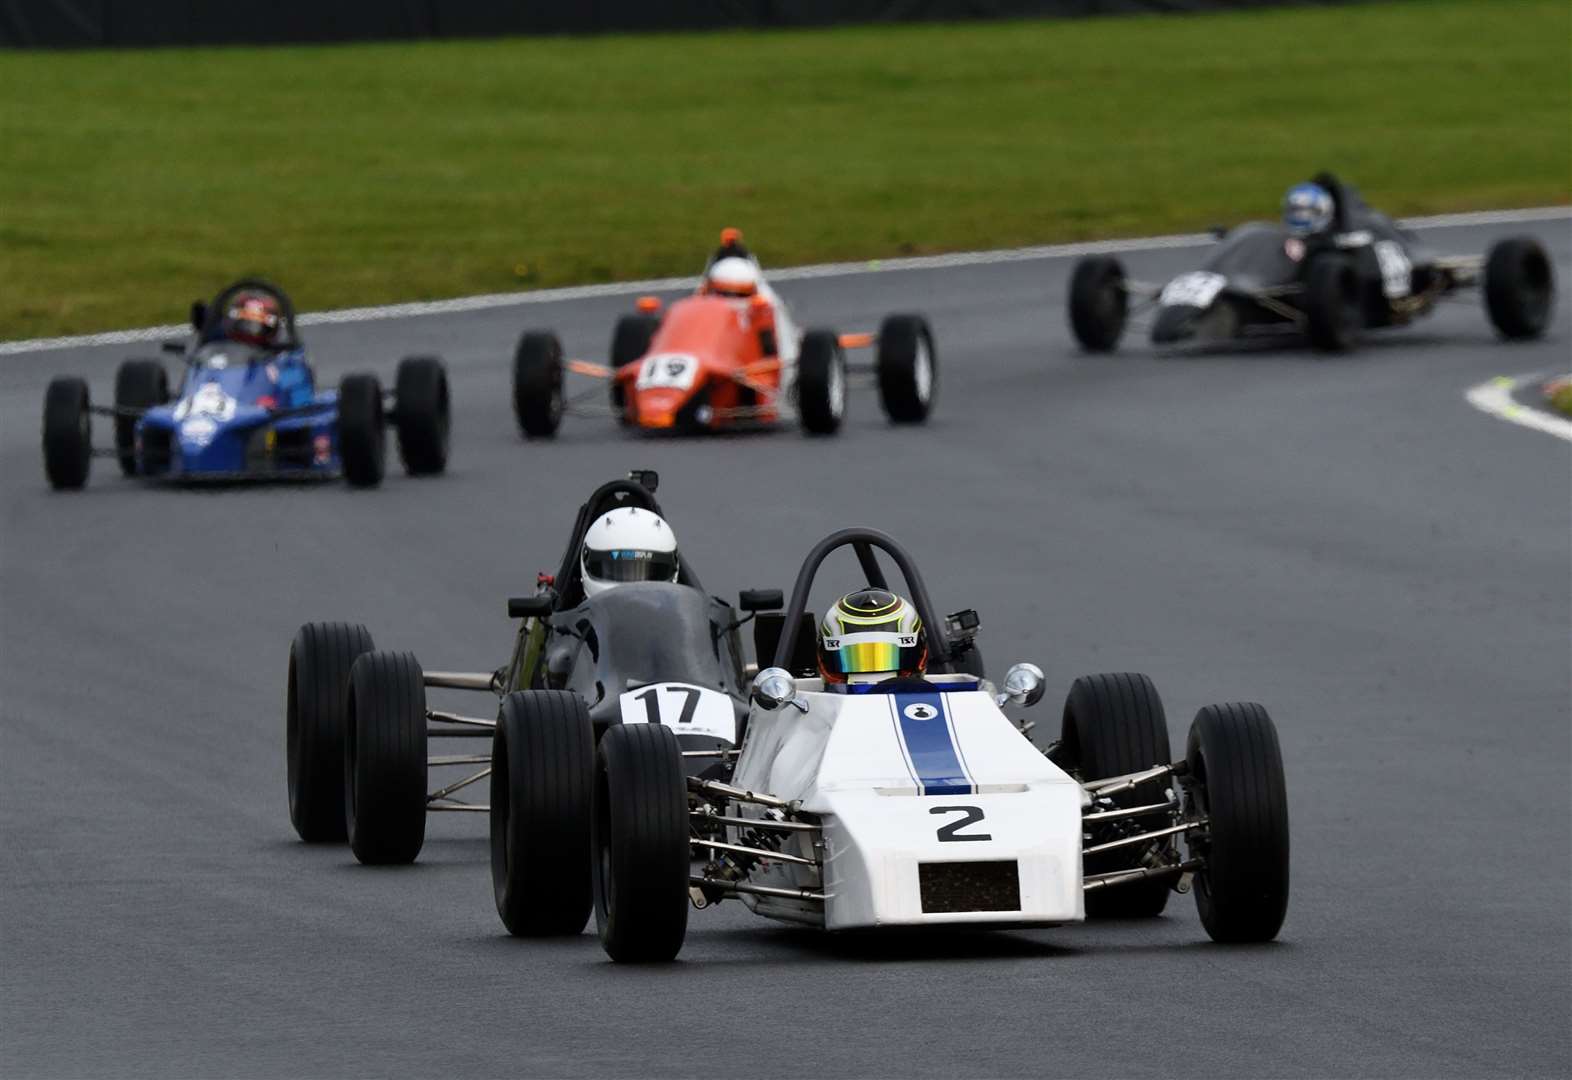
[1465,375,1572,444]
[4,205,1567,358]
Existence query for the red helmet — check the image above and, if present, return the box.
[222,291,284,346]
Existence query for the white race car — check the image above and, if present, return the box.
[489,528,1290,962]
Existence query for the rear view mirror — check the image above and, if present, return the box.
[161,341,187,355]
[1207,224,1228,240]
[190,300,207,330]
[508,595,554,620]
[739,589,783,612]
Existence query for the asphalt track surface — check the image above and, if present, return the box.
[3,220,1569,1079]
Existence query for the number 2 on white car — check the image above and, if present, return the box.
[930,805,991,842]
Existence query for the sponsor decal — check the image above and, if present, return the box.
[180,416,218,446]
[888,691,974,796]
[313,434,332,464]
[1285,237,1306,262]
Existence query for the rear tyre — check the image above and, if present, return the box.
[491,690,596,935]
[392,356,450,476]
[113,359,169,476]
[1185,702,1290,943]
[338,373,386,488]
[1069,256,1128,353]
[1305,256,1359,352]
[875,314,936,423]
[594,723,689,962]
[513,331,564,439]
[287,622,375,842]
[1060,672,1174,918]
[345,650,428,865]
[42,377,92,491]
[1484,236,1555,340]
[796,329,846,436]
[609,314,659,421]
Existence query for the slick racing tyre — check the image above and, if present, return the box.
[1068,256,1128,353]
[491,690,595,935]
[876,314,937,424]
[113,359,169,477]
[345,650,428,865]
[1059,672,1175,918]
[1305,256,1359,352]
[513,331,565,439]
[1185,702,1289,943]
[42,377,92,491]
[609,314,659,421]
[1484,236,1555,340]
[287,622,375,842]
[392,356,450,476]
[338,373,386,488]
[797,329,846,436]
[594,723,689,962]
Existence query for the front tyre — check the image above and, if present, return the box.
[345,650,428,865]
[286,622,375,842]
[338,373,386,487]
[42,377,92,490]
[1305,255,1359,352]
[594,723,689,962]
[1185,702,1290,943]
[490,690,595,936]
[392,356,450,475]
[1059,672,1174,918]
[609,314,659,422]
[113,359,169,476]
[1068,256,1128,353]
[1484,236,1555,340]
[796,329,846,436]
[876,314,936,423]
[513,331,565,439]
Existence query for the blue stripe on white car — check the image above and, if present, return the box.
[888,690,974,795]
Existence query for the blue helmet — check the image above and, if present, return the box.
[1283,182,1334,237]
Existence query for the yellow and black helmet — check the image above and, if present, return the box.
[817,588,927,682]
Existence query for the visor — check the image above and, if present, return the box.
[583,546,679,585]
[820,631,922,676]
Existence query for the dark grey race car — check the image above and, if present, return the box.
[283,471,796,870]
[1068,176,1556,354]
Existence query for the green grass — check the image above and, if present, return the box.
[2,0,1568,339]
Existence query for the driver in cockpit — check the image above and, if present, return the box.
[580,507,682,598]
[816,588,929,687]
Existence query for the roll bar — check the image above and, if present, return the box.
[772,527,952,670]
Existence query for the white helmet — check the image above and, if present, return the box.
[580,507,680,598]
[705,256,760,299]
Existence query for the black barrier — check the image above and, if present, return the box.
[1,1,1344,48]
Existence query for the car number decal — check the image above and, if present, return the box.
[1159,271,1226,309]
[1373,240,1412,299]
[618,681,735,743]
[635,353,698,392]
[930,805,991,842]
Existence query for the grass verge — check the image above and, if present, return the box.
[2,0,1568,339]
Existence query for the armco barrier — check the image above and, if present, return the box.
[2,1,1341,48]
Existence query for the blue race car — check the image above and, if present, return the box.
[42,279,450,490]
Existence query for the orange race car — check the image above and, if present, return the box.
[510,230,937,438]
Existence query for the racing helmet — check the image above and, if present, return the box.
[221,290,284,347]
[705,256,760,299]
[580,507,680,598]
[817,588,928,683]
[1282,182,1334,238]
